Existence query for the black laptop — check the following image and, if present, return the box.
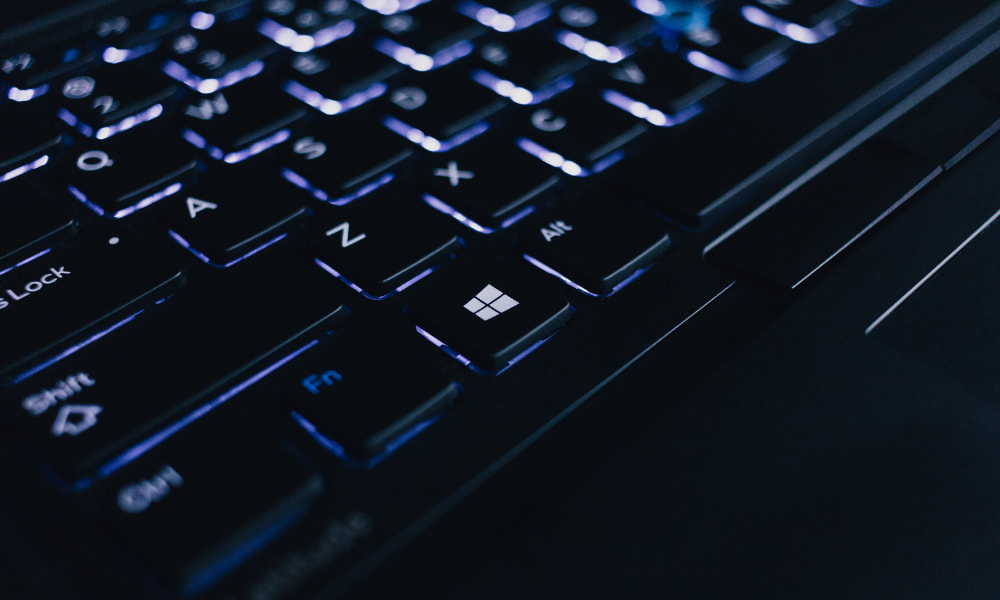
[4,0,1000,598]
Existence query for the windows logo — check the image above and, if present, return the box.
[464,284,519,321]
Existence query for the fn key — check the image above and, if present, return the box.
[95,411,322,596]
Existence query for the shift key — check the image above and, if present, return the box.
[9,262,347,483]
[0,229,184,382]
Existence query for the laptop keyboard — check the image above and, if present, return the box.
[3,0,1000,597]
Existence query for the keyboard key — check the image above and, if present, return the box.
[288,328,459,462]
[741,0,854,44]
[455,0,552,32]
[95,411,322,594]
[470,29,588,104]
[95,5,189,63]
[282,115,414,204]
[674,12,792,82]
[600,47,720,126]
[516,90,648,175]
[8,261,347,481]
[258,0,365,51]
[409,263,573,372]
[181,76,308,163]
[65,130,199,219]
[705,140,939,289]
[382,66,506,151]
[309,178,464,298]
[0,102,66,181]
[518,194,671,296]
[0,180,78,273]
[553,0,653,62]
[376,2,485,71]
[164,168,309,267]
[164,21,279,93]
[1,39,95,101]
[421,132,559,232]
[56,58,180,139]
[0,228,184,381]
[284,41,401,115]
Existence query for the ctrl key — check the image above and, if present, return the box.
[94,415,323,596]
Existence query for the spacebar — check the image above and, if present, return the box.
[8,263,347,484]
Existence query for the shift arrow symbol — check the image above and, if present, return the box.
[51,405,103,437]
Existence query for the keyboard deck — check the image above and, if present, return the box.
[3,0,1000,597]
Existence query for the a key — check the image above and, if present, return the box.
[282,115,414,204]
[0,179,78,274]
[553,0,654,63]
[0,101,66,182]
[164,167,310,267]
[288,328,459,462]
[421,132,559,233]
[517,194,672,296]
[0,228,184,382]
[408,262,573,372]
[741,0,854,45]
[674,11,792,82]
[8,261,347,481]
[94,410,323,594]
[382,67,506,152]
[258,0,365,51]
[284,41,402,115]
[705,139,939,290]
[374,3,485,71]
[56,58,180,139]
[517,90,648,175]
[470,30,589,104]
[164,21,279,93]
[601,46,720,127]
[309,178,464,298]
[181,76,308,164]
[65,130,199,219]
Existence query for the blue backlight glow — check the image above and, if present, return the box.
[374,37,474,71]
[314,257,434,300]
[684,48,787,82]
[382,117,489,152]
[95,340,319,480]
[602,89,702,127]
[283,168,394,206]
[1,154,49,183]
[13,310,145,386]
[516,138,587,177]
[555,30,630,63]
[0,248,52,278]
[456,0,550,31]
[163,59,265,93]
[291,410,443,469]
[169,229,289,268]
[7,84,49,102]
[259,18,356,52]
[283,79,386,115]
[740,6,836,45]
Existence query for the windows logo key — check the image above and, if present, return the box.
[464,285,519,321]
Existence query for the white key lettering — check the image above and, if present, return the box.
[117,465,184,514]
